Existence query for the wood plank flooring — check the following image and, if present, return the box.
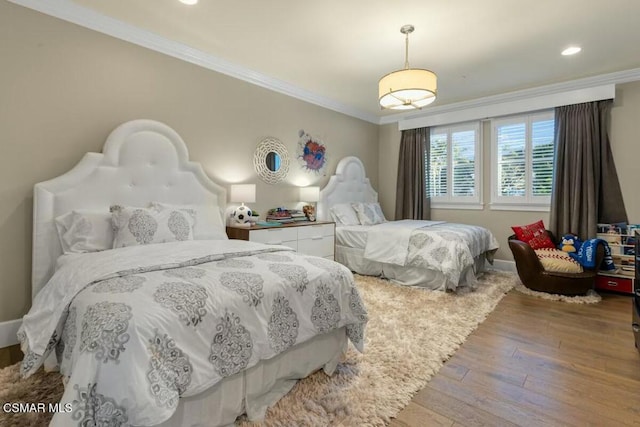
[1,290,638,426]
[391,290,640,427]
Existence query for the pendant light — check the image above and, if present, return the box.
[378,25,437,110]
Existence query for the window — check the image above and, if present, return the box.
[491,111,555,210]
[427,122,481,209]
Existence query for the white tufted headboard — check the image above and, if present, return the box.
[32,119,226,298]
[317,156,377,221]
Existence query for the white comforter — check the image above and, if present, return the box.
[18,240,367,426]
[363,221,499,289]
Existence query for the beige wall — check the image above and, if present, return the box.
[3,1,640,323]
[0,2,379,321]
[379,81,640,262]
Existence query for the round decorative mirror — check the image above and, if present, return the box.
[253,137,290,184]
[265,152,281,172]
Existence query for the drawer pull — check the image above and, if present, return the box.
[607,281,618,287]
[311,236,323,240]
[633,324,640,333]
[268,241,283,245]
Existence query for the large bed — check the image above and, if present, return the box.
[18,120,367,427]
[318,156,499,291]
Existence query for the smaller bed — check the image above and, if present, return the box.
[318,156,499,291]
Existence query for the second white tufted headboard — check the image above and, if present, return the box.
[32,119,226,298]
[317,156,377,221]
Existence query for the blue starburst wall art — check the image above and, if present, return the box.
[297,129,327,175]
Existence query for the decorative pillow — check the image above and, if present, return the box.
[111,205,195,248]
[150,202,228,241]
[54,210,114,254]
[534,248,584,273]
[511,220,555,249]
[330,203,360,226]
[352,202,386,225]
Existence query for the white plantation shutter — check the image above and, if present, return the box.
[497,123,526,197]
[492,111,555,209]
[452,130,476,197]
[426,123,480,207]
[531,118,555,197]
[429,132,448,198]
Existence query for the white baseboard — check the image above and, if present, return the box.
[0,319,22,348]
[491,259,517,273]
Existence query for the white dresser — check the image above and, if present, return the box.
[226,221,335,260]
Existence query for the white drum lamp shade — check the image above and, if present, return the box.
[230,184,256,205]
[379,69,437,110]
[299,186,320,202]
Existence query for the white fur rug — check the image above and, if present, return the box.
[239,270,517,426]
[513,282,602,304]
[0,270,516,427]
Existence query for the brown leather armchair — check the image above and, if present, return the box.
[508,230,605,295]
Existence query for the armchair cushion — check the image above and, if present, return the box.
[511,220,555,249]
[534,248,583,273]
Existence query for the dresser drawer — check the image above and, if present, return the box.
[298,235,334,258]
[595,275,634,294]
[297,223,334,240]
[250,227,297,245]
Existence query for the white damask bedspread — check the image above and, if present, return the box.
[364,221,499,289]
[18,240,367,426]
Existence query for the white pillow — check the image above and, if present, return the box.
[352,202,386,225]
[150,202,228,241]
[330,203,360,226]
[111,205,196,248]
[54,210,114,254]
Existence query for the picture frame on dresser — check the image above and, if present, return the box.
[226,221,336,260]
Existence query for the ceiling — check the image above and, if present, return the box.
[18,0,640,123]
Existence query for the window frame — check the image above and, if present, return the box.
[428,121,483,210]
[490,111,555,211]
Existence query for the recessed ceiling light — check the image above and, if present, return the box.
[561,46,581,56]
[179,0,198,5]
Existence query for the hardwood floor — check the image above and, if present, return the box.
[391,290,640,427]
[1,291,638,426]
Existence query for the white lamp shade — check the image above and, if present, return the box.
[299,186,320,202]
[379,68,437,110]
[230,184,256,203]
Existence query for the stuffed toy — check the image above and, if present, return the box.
[561,237,576,253]
[303,205,316,222]
[559,233,582,253]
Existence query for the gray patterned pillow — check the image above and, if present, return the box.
[351,202,386,225]
[111,205,195,248]
[149,202,228,241]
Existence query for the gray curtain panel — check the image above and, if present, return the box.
[549,99,627,239]
[395,127,431,220]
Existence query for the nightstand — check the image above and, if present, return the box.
[226,221,335,260]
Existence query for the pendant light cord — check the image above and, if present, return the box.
[404,32,410,69]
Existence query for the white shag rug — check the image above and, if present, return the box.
[513,282,602,304]
[238,270,517,426]
[0,270,517,427]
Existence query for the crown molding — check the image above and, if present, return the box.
[9,0,380,124]
[10,0,640,127]
[380,67,640,126]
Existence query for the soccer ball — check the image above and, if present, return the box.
[231,205,253,225]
